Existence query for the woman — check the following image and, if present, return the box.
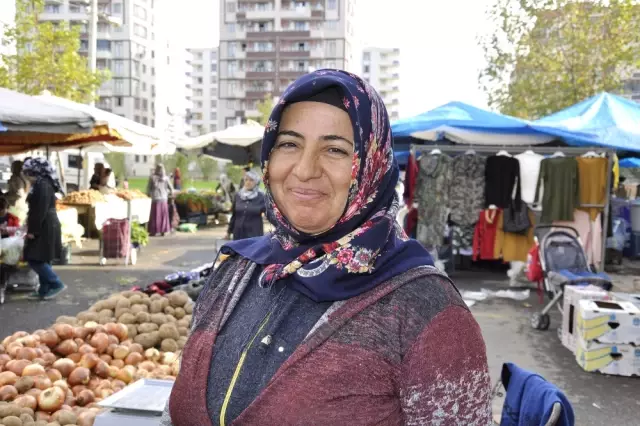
[22,158,66,300]
[147,164,173,236]
[6,160,28,207]
[173,168,182,191]
[225,170,265,240]
[99,168,115,194]
[163,70,491,425]
[90,162,104,190]
[216,174,236,207]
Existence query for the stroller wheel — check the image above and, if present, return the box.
[531,312,550,330]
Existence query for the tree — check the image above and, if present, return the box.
[197,156,219,181]
[225,164,244,185]
[104,152,126,181]
[0,0,108,102]
[479,0,640,119]
[254,93,274,125]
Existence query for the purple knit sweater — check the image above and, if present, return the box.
[164,260,493,425]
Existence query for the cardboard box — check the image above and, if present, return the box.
[612,292,640,308]
[561,285,610,353]
[575,338,640,377]
[576,299,640,345]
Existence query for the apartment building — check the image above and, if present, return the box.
[188,47,219,136]
[361,47,400,121]
[218,0,358,130]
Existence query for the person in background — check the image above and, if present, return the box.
[99,169,115,194]
[238,165,251,189]
[173,168,182,191]
[225,170,265,240]
[6,160,28,207]
[123,178,129,190]
[216,174,236,208]
[0,197,20,233]
[147,164,173,236]
[90,162,104,190]
[22,158,66,300]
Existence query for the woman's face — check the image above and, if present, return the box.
[244,178,257,190]
[268,101,354,235]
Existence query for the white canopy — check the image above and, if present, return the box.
[178,120,263,150]
[35,92,175,155]
[0,87,94,134]
[411,126,555,146]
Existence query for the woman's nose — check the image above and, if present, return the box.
[292,149,322,181]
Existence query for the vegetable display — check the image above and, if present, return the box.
[0,290,193,426]
[130,223,149,248]
[114,190,149,201]
[61,191,106,206]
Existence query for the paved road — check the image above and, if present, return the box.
[1,228,638,425]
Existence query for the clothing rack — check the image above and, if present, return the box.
[410,144,615,271]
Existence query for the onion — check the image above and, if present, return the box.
[52,359,76,378]
[113,345,129,360]
[99,354,112,364]
[46,368,63,382]
[54,324,75,341]
[107,366,119,378]
[144,348,160,362]
[68,367,91,386]
[106,343,117,356]
[7,342,23,358]
[0,384,18,401]
[0,353,11,367]
[72,385,88,396]
[107,334,119,346]
[128,343,143,355]
[19,335,38,348]
[55,339,78,357]
[104,323,119,336]
[40,330,60,349]
[53,379,69,391]
[26,387,42,398]
[138,361,155,372]
[33,375,53,390]
[89,333,109,354]
[78,344,96,355]
[87,376,101,391]
[79,353,100,370]
[13,393,38,410]
[16,347,38,360]
[65,389,76,406]
[94,361,110,379]
[0,371,18,386]
[22,363,46,376]
[74,327,92,340]
[76,389,95,406]
[161,352,178,366]
[113,324,129,342]
[77,409,97,426]
[42,352,57,367]
[6,359,30,376]
[98,388,114,398]
[74,337,85,347]
[35,411,51,422]
[12,331,28,340]
[110,359,125,369]
[115,368,133,384]
[33,357,48,367]
[68,352,83,363]
[84,321,99,331]
[37,385,66,413]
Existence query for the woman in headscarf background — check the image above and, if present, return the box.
[147,164,173,236]
[163,70,491,426]
[173,167,182,191]
[225,170,265,240]
[216,173,236,208]
[22,158,66,300]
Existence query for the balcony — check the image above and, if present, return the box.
[280,6,312,19]
[69,0,91,5]
[99,12,121,26]
[243,9,276,20]
[46,0,64,4]
[96,49,112,59]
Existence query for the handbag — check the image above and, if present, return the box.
[503,200,531,234]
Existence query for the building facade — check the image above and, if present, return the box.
[361,47,400,121]
[217,0,357,130]
[188,47,219,137]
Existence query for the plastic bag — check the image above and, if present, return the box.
[0,236,24,265]
[606,218,629,251]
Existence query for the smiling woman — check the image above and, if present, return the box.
[163,70,492,426]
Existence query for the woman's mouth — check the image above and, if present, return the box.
[289,188,326,201]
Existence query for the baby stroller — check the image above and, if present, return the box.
[530,225,612,331]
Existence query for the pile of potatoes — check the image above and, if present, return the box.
[56,291,193,354]
[0,290,192,426]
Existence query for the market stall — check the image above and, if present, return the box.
[407,145,614,274]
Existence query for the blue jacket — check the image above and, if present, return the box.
[500,363,574,426]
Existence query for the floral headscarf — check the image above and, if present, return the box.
[223,69,433,302]
[22,157,64,195]
[238,170,261,201]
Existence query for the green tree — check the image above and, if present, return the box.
[197,156,219,181]
[225,164,244,185]
[0,0,108,102]
[104,152,126,182]
[253,93,274,125]
[479,0,640,119]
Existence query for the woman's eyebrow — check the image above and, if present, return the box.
[277,130,304,138]
[321,135,353,146]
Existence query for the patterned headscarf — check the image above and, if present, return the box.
[238,170,261,201]
[224,69,433,302]
[22,157,64,195]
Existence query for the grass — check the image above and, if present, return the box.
[127,177,219,193]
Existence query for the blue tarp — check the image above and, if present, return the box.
[394,150,410,167]
[619,157,640,168]
[534,93,640,152]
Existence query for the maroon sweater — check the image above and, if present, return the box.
[163,261,492,425]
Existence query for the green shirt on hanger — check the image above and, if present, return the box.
[534,157,580,223]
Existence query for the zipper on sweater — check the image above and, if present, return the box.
[219,312,273,426]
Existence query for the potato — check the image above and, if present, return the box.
[98,309,113,318]
[55,316,77,326]
[51,409,76,425]
[0,402,22,417]
[2,415,22,426]
[173,308,186,320]
[20,408,34,419]
[120,291,138,298]
[149,301,164,314]
[130,305,148,315]
[114,308,129,319]
[21,412,35,423]
[126,324,138,339]
[177,327,189,337]
[176,318,190,328]
[184,315,192,324]
[102,298,118,310]
[167,291,189,308]
[165,316,177,324]
[129,294,143,305]
[137,323,158,334]
[158,324,179,341]
[149,294,162,302]
[163,306,175,316]
[150,314,166,326]
[133,333,158,349]
[177,337,187,349]
[135,312,150,324]
[160,339,178,352]
[76,311,99,323]
[184,304,193,315]
[115,298,131,310]
[15,376,35,393]
[98,317,111,325]
[117,313,136,325]
[160,298,170,310]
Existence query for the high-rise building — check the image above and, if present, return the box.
[218,0,358,130]
[188,47,219,136]
[361,47,400,121]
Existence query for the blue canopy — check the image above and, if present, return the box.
[394,150,410,167]
[619,157,640,168]
[0,122,6,132]
[534,93,640,152]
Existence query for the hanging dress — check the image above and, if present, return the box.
[415,153,453,248]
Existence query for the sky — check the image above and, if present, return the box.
[174,0,494,119]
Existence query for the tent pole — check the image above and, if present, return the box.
[600,154,613,272]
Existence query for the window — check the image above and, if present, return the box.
[113,60,124,76]
[226,2,236,12]
[297,61,306,71]
[112,3,122,14]
[134,24,148,38]
[194,89,203,96]
[229,81,238,94]
[69,5,82,13]
[210,100,217,108]
[195,52,203,60]
[325,20,338,30]
[210,124,217,132]
[132,60,140,77]
[211,76,217,84]
[211,50,217,61]
[328,0,337,9]
[328,40,336,55]
[226,100,236,109]
[142,99,148,110]
[210,87,218,96]
[142,64,147,73]
[134,98,141,109]
[226,23,235,33]
[97,40,111,51]
[134,5,147,20]
[116,97,123,107]
[193,113,203,120]
[132,80,139,94]
[227,61,237,74]
[134,115,141,123]
[294,21,306,30]
[142,117,148,125]
[195,101,203,108]
[44,4,60,13]
[196,77,203,84]
[141,82,146,91]
[210,112,217,120]
[67,155,82,169]
[135,155,140,163]
[363,65,369,73]
[227,42,236,57]
[194,64,203,72]
[115,80,124,94]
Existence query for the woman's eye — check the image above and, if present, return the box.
[276,141,297,149]
[328,147,350,156]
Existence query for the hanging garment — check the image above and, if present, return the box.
[576,157,607,221]
[534,157,579,223]
[473,209,502,261]
[553,209,602,268]
[494,208,536,263]
[484,155,522,209]
[449,153,486,226]
[514,151,544,204]
[416,153,453,248]
[452,224,475,255]
[404,152,419,206]
[613,154,619,189]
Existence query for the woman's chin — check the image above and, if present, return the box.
[289,214,334,236]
